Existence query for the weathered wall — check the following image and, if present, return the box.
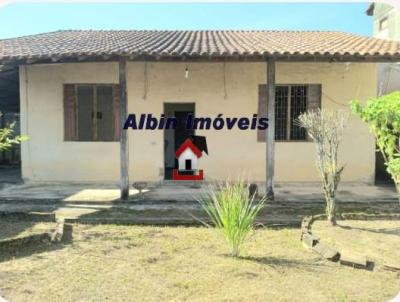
[19,63,120,183]
[20,61,376,183]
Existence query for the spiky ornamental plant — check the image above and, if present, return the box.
[351,92,400,202]
[297,109,348,226]
[200,181,265,257]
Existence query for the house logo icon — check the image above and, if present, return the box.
[172,135,208,181]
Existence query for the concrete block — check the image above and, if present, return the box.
[50,219,65,242]
[312,242,340,262]
[383,263,400,273]
[302,233,320,248]
[301,216,313,231]
[339,253,373,270]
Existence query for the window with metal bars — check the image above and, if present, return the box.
[275,86,289,140]
[258,83,321,142]
[275,85,308,141]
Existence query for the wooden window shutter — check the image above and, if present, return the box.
[63,84,77,141]
[307,84,322,112]
[76,85,94,141]
[113,84,121,141]
[257,84,267,142]
[306,84,322,141]
[96,86,114,141]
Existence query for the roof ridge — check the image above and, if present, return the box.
[65,29,346,33]
[0,29,357,39]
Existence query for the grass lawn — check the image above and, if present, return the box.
[0,224,398,302]
[313,219,400,268]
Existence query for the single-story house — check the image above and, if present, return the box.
[0,30,400,199]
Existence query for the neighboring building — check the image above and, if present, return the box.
[367,3,400,95]
[368,3,400,40]
[0,30,399,196]
[367,3,400,183]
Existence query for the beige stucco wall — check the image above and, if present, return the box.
[20,61,376,184]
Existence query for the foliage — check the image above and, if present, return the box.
[199,180,265,257]
[297,109,348,226]
[351,92,400,198]
[0,122,28,151]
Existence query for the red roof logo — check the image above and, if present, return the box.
[175,138,202,158]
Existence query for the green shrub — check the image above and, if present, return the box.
[351,92,400,201]
[0,121,28,151]
[200,181,265,257]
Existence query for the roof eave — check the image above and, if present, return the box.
[2,52,400,68]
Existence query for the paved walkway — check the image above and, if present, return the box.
[0,182,398,226]
[0,182,397,203]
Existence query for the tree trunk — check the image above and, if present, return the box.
[326,194,337,226]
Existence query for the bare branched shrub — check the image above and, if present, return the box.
[296,109,348,226]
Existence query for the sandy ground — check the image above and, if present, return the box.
[313,219,400,267]
[0,224,398,302]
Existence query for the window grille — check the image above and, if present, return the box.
[258,84,320,142]
[275,85,308,141]
[290,85,307,140]
[274,86,289,140]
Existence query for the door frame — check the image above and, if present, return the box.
[163,102,196,180]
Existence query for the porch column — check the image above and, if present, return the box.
[266,58,276,198]
[119,57,129,200]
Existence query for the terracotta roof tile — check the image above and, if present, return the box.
[1,30,400,62]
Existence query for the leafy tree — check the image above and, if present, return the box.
[0,121,28,151]
[297,109,348,226]
[351,92,400,201]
